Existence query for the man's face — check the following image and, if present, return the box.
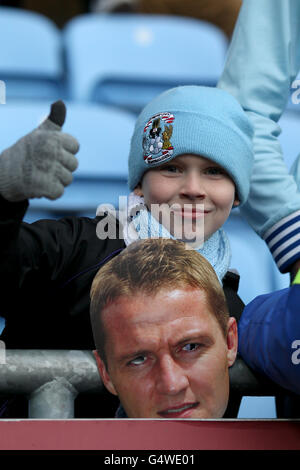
[134,154,239,243]
[96,288,237,418]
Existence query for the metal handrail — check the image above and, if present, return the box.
[0,350,285,419]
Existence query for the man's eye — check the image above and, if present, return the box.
[129,355,146,366]
[182,343,199,352]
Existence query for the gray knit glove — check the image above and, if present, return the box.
[0,100,79,201]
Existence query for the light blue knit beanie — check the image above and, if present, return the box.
[128,86,254,205]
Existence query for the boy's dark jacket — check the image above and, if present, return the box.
[0,196,244,350]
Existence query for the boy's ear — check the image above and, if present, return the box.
[233,193,240,207]
[134,184,143,197]
[93,350,118,396]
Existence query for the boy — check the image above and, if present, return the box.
[123,85,253,283]
[0,85,252,353]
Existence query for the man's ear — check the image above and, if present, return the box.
[93,350,118,396]
[226,317,238,367]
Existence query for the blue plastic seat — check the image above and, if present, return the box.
[224,211,289,305]
[63,13,228,113]
[0,100,136,221]
[0,7,65,100]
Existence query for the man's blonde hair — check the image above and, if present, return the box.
[90,238,229,365]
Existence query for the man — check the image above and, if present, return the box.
[90,238,238,418]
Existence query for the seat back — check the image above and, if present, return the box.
[0,7,65,100]
[224,211,289,305]
[64,13,228,112]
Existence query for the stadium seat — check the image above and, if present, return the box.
[0,100,136,221]
[224,211,289,305]
[0,7,65,100]
[63,13,228,113]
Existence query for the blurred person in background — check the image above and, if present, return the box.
[92,0,241,39]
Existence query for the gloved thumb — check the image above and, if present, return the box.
[38,100,66,132]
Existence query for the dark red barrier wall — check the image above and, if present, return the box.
[0,419,299,450]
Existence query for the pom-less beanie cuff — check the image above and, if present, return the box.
[128,86,254,206]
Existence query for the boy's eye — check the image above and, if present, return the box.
[160,165,180,173]
[204,167,224,176]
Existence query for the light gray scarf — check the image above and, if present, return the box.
[121,193,231,283]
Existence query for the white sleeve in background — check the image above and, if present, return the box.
[218,0,300,272]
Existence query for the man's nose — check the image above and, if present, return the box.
[156,355,189,396]
[179,171,205,200]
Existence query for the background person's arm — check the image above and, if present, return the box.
[238,271,300,395]
[218,0,300,274]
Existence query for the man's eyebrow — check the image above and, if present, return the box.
[175,334,214,347]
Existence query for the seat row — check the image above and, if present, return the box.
[0,6,228,113]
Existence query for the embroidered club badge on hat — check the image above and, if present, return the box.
[143,112,175,165]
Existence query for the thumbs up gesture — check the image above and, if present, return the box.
[0,101,79,201]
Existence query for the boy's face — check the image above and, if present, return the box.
[134,154,239,242]
[95,288,237,419]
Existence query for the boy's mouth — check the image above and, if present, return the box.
[177,208,210,219]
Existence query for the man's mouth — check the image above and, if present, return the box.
[158,402,199,418]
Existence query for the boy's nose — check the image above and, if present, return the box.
[156,355,189,396]
[179,171,205,200]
